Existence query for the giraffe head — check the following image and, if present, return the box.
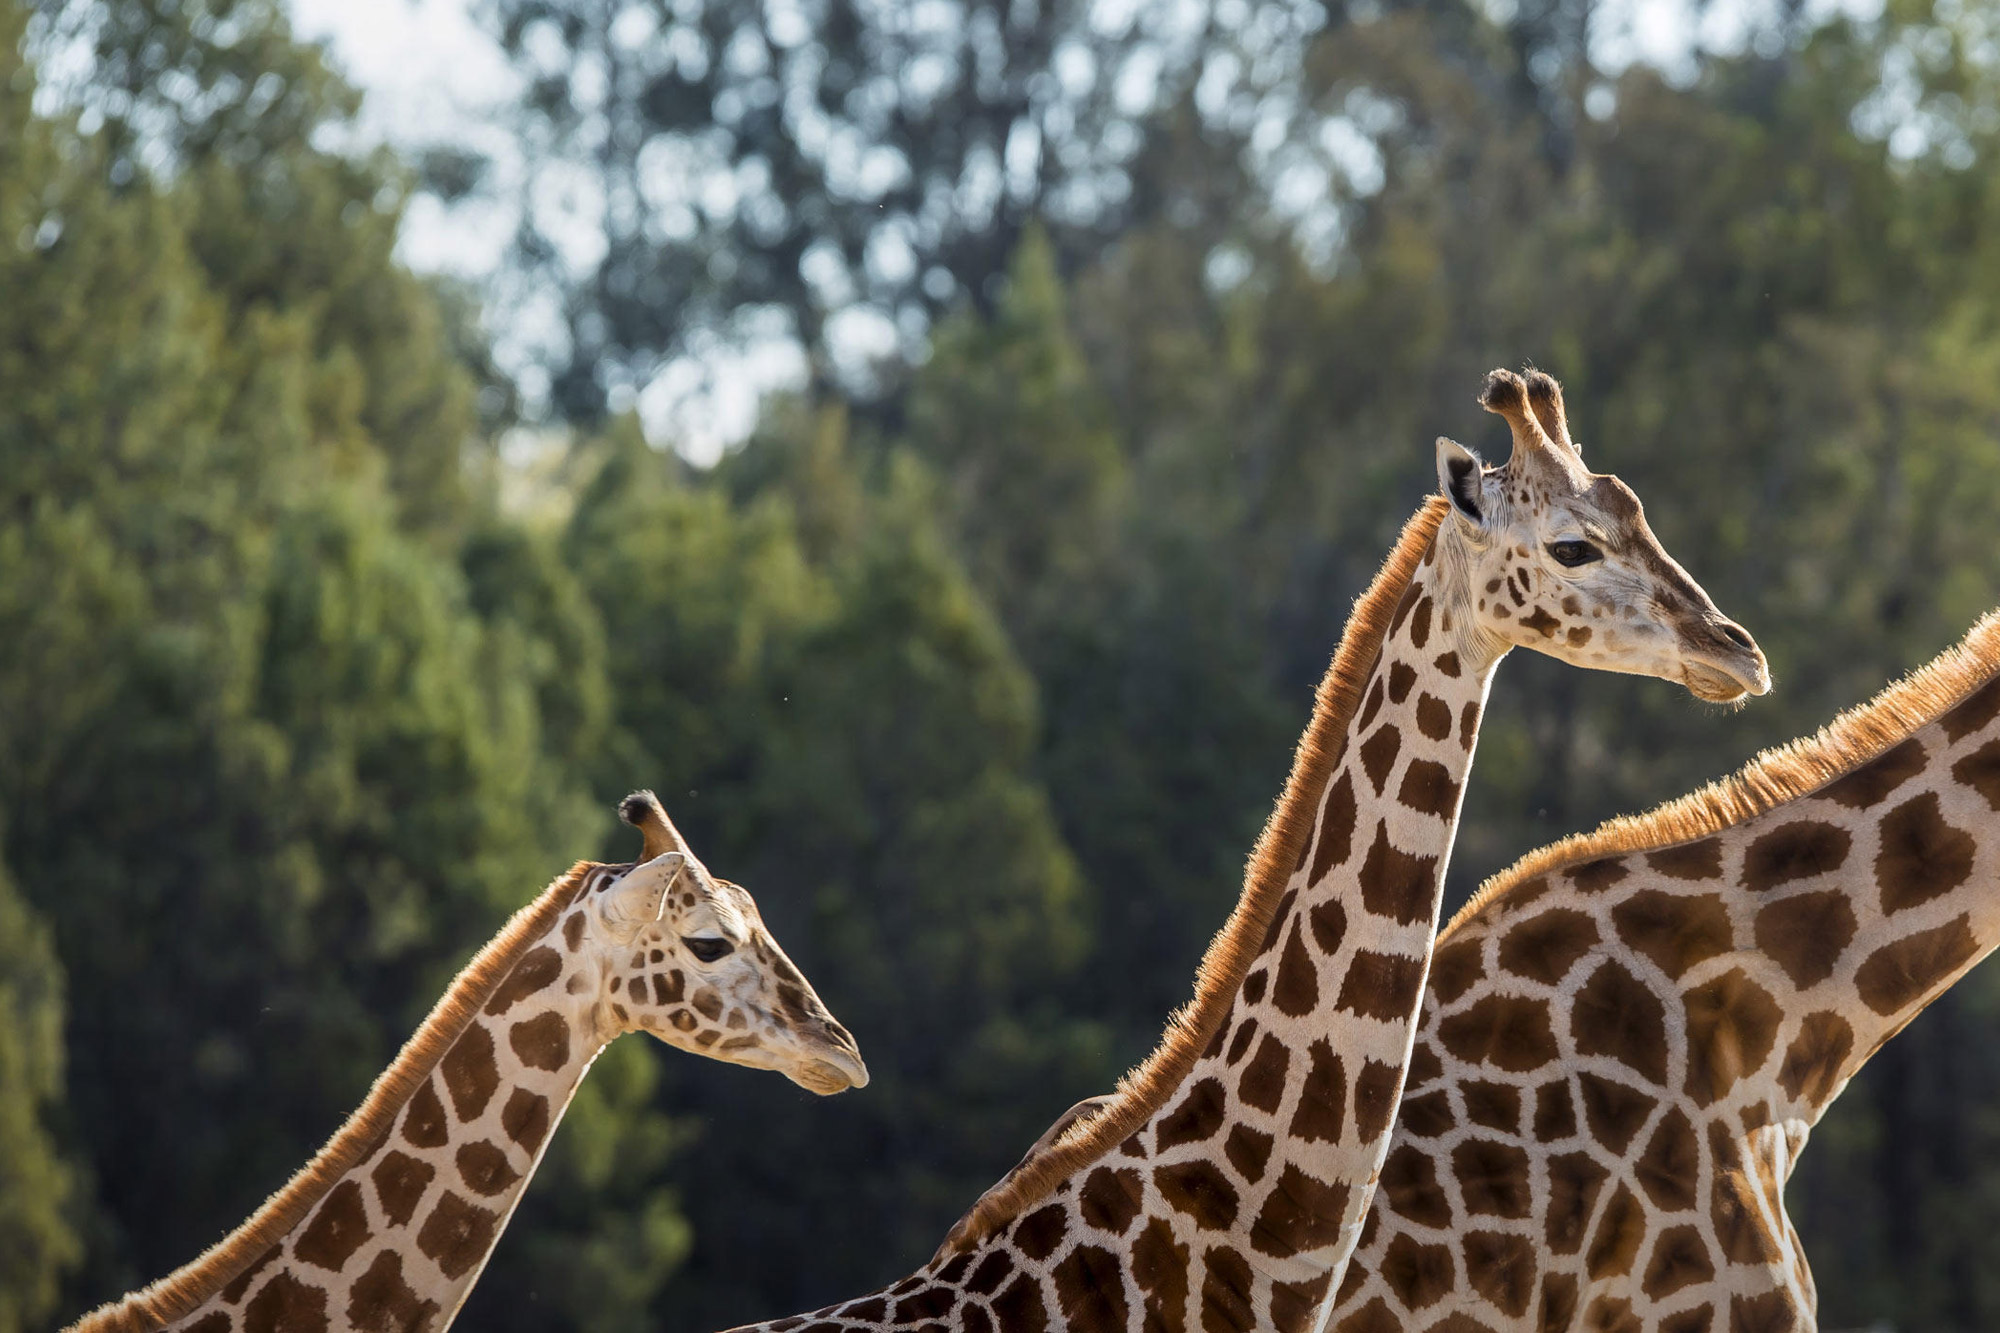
[583,791,868,1094]
[1434,367,1771,703]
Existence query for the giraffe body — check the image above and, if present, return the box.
[1324,612,2000,1333]
[68,794,865,1333]
[726,370,1768,1333]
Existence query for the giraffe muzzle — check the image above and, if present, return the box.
[793,1045,870,1095]
[1672,611,1770,703]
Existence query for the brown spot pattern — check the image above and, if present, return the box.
[1855,913,1980,1015]
[1463,1230,1536,1318]
[1578,1072,1658,1154]
[1546,1151,1609,1253]
[1271,921,1320,1017]
[509,1011,571,1071]
[294,1180,371,1272]
[371,1150,435,1227]
[1684,969,1783,1106]
[242,1272,328,1333]
[440,1024,500,1122]
[1360,726,1402,796]
[485,946,563,1016]
[1439,994,1560,1072]
[346,1251,439,1333]
[501,1088,551,1154]
[1612,891,1734,980]
[1754,890,1856,990]
[1381,1233,1454,1311]
[1453,1139,1532,1217]
[1571,961,1669,1085]
[1156,1160,1239,1230]
[1636,1108,1701,1210]
[1586,1183,1646,1279]
[1951,738,2000,810]
[1499,908,1600,984]
[415,1194,501,1283]
[1875,792,1975,913]
[1942,673,2000,741]
[1380,1142,1452,1228]
[1157,1078,1227,1150]
[1821,738,1927,808]
[403,1081,449,1149]
[1336,949,1426,1022]
[1429,937,1486,1003]
[1416,694,1454,741]
[456,1140,521,1197]
[1311,774,1358,882]
[1358,822,1438,925]
[1238,1034,1289,1112]
[1398,759,1460,818]
[1647,838,1724,880]
[1777,1010,1855,1105]
[1354,1058,1402,1142]
[1643,1224,1716,1300]
[1250,1163,1350,1259]
[1288,1040,1347,1143]
[1054,1246,1128,1327]
[1225,1124,1273,1183]
[1743,821,1851,892]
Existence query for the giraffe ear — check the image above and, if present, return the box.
[1436,437,1486,527]
[602,852,686,936]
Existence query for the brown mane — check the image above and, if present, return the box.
[1443,608,2000,940]
[69,862,600,1333]
[940,499,1450,1255]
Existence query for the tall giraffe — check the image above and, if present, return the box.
[67,791,867,1333]
[1321,611,2000,1333]
[724,368,1770,1333]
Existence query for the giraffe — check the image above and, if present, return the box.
[66,791,868,1333]
[722,368,1770,1333]
[1320,610,2000,1333]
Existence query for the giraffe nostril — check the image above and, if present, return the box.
[1717,621,1755,651]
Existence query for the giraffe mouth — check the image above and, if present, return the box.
[1682,660,1764,704]
[793,1053,869,1095]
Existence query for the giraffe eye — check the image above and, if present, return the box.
[1549,539,1601,568]
[683,936,734,963]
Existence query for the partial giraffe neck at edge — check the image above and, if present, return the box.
[69,863,606,1333]
[1322,608,2000,1333]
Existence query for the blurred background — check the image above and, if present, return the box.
[4,0,2000,1327]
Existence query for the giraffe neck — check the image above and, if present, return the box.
[717,503,1515,1333]
[1111,529,1505,1303]
[1324,631,2000,1333]
[76,876,609,1333]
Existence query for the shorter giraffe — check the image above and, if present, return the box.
[1325,610,2000,1333]
[68,792,866,1333]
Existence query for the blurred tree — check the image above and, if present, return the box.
[470,0,1298,415]
[0,830,79,1333]
[540,414,1104,1324]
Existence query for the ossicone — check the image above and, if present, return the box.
[1478,366,1567,464]
[619,789,690,862]
[1522,369,1579,458]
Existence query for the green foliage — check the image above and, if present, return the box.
[0,840,79,1333]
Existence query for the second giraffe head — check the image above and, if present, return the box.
[1435,368,1770,702]
[577,791,868,1094]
